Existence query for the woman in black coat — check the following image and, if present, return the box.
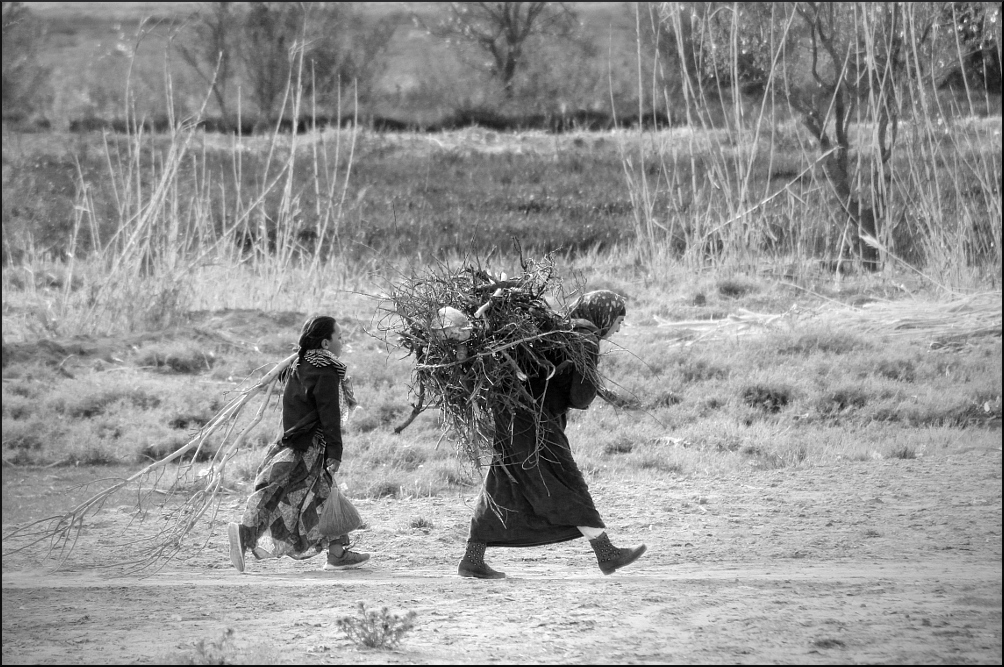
[459,291,647,579]
[227,315,368,572]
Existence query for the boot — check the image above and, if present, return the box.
[458,541,506,579]
[323,534,370,570]
[589,532,647,575]
[227,523,255,573]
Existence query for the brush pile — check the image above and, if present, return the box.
[382,254,601,472]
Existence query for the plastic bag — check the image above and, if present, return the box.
[318,482,362,537]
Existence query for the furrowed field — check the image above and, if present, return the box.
[2,2,1002,665]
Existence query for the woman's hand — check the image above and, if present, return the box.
[326,460,341,476]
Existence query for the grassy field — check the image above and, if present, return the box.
[3,258,1001,504]
[2,3,1001,508]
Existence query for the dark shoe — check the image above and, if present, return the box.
[323,537,370,570]
[458,541,506,579]
[323,549,370,570]
[227,522,246,573]
[589,531,647,575]
[458,559,506,579]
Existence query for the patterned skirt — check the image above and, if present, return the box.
[239,433,333,560]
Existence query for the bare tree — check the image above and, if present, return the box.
[662,2,980,268]
[175,2,237,120]
[242,1,303,121]
[422,2,577,99]
[2,2,50,117]
[300,4,402,110]
[176,2,400,122]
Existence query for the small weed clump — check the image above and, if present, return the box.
[717,278,759,298]
[178,628,234,665]
[677,357,729,382]
[741,384,791,413]
[816,387,869,415]
[135,343,215,374]
[366,480,403,499]
[874,358,917,383]
[604,436,634,455]
[338,602,417,650]
[889,445,917,459]
[409,516,434,530]
[647,391,683,408]
[634,453,683,475]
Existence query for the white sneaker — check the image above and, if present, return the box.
[227,523,245,573]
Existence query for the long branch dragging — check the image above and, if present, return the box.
[1,353,297,574]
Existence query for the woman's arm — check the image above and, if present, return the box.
[313,369,344,462]
[567,327,600,410]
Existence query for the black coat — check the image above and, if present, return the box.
[467,324,605,547]
[280,360,343,462]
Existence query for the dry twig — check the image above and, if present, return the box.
[1,353,296,574]
[379,253,602,475]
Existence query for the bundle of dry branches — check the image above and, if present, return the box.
[1,353,296,574]
[380,253,600,473]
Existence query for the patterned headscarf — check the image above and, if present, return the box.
[568,290,626,338]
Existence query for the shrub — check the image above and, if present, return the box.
[338,602,417,650]
[741,383,791,413]
[51,386,161,418]
[2,394,35,420]
[2,417,49,451]
[634,453,682,474]
[352,400,404,433]
[816,387,869,415]
[135,343,214,374]
[677,357,729,382]
[743,443,807,470]
[889,445,916,459]
[717,278,759,298]
[603,437,634,455]
[874,358,916,383]
[138,435,215,463]
[365,479,403,498]
[178,628,234,665]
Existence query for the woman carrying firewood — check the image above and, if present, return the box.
[227,315,369,573]
[459,290,647,579]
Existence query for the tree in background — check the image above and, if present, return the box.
[939,2,1002,94]
[299,3,401,112]
[175,2,238,121]
[241,2,303,121]
[2,2,51,118]
[423,2,577,100]
[660,1,998,268]
[176,2,400,122]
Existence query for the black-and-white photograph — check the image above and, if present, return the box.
[2,1,1001,663]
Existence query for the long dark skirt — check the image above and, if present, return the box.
[468,409,605,548]
[239,434,333,560]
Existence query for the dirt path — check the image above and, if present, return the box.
[3,451,1001,664]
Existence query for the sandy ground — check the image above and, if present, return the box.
[3,449,1001,664]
